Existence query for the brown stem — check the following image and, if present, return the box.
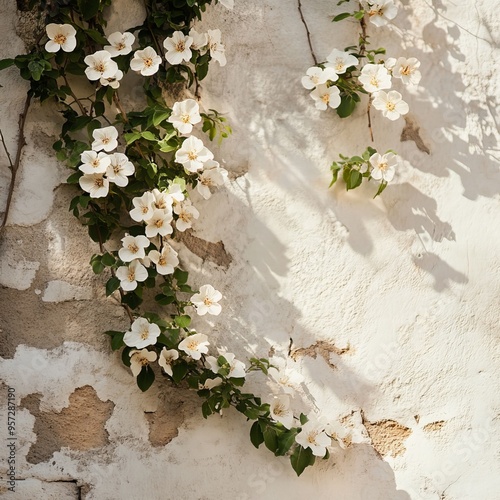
[194,76,201,100]
[298,0,318,65]
[62,74,87,115]
[359,13,374,142]
[0,93,31,235]
[113,92,129,123]
[367,97,374,142]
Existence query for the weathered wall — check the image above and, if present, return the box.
[1,0,499,498]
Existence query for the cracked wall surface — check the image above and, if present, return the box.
[1,0,500,499]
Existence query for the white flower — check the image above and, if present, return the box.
[106,153,135,187]
[218,0,234,9]
[100,69,123,89]
[174,200,199,232]
[175,136,214,172]
[270,395,294,429]
[369,152,398,182]
[149,244,179,275]
[123,317,161,349]
[301,66,338,90]
[150,189,172,212]
[206,351,246,378]
[129,349,157,377]
[326,49,359,74]
[92,126,119,152]
[84,50,119,81]
[310,84,341,110]
[163,31,193,65]
[168,99,202,135]
[145,209,173,238]
[104,31,135,57]
[372,90,409,120]
[197,163,227,199]
[118,234,150,262]
[130,47,162,76]
[168,183,185,205]
[392,57,421,85]
[207,29,226,66]
[79,173,109,198]
[199,377,223,390]
[45,23,77,53]
[384,57,397,71]
[295,418,331,457]
[268,358,304,395]
[79,150,111,174]
[189,29,208,50]
[178,333,210,360]
[325,420,351,450]
[190,284,222,316]
[116,260,148,291]
[158,348,179,377]
[130,191,155,222]
[363,0,398,27]
[358,63,392,93]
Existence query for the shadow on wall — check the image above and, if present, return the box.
[395,0,500,199]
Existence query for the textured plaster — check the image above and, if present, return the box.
[1,0,500,499]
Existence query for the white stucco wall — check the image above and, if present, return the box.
[1,0,499,499]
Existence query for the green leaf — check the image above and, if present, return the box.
[154,293,175,305]
[153,111,170,127]
[101,252,116,266]
[124,131,142,145]
[141,131,157,141]
[91,259,105,274]
[173,268,188,285]
[105,276,120,296]
[373,181,388,198]
[28,61,43,81]
[85,29,108,44]
[336,94,357,118]
[196,62,209,81]
[347,169,362,190]
[276,429,299,456]
[137,365,155,392]
[172,361,189,384]
[202,401,212,418]
[333,12,351,22]
[263,426,278,454]
[158,139,177,153]
[121,346,132,367]
[110,332,125,351]
[290,445,315,477]
[0,58,15,70]
[299,413,308,425]
[78,0,100,20]
[250,421,265,448]
[353,10,365,19]
[174,315,191,328]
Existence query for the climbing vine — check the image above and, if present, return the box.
[0,0,372,477]
[300,0,421,196]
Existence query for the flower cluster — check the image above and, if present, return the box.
[302,50,420,122]
[46,24,227,85]
[78,126,134,197]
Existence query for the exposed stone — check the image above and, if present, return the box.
[21,386,114,464]
[364,418,412,458]
[290,340,351,369]
[423,420,446,432]
[176,229,233,268]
